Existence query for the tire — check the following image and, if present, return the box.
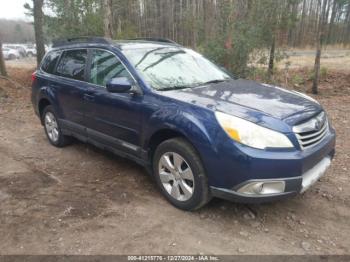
[9,54,15,60]
[153,138,211,211]
[42,105,71,147]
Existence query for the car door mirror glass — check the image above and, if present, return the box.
[106,77,133,93]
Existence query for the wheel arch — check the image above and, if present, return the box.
[144,107,217,162]
[38,98,51,124]
[148,128,212,210]
[147,128,187,161]
[146,125,214,169]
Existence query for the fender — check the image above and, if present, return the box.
[143,105,218,154]
[142,105,222,185]
[36,82,62,119]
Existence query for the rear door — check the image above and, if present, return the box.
[53,49,89,134]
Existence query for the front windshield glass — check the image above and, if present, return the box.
[122,47,231,90]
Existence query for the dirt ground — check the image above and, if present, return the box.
[0,60,349,255]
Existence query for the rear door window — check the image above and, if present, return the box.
[41,51,62,74]
[56,49,87,81]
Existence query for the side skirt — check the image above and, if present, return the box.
[59,119,151,169]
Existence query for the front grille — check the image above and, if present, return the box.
[293,112,329,150]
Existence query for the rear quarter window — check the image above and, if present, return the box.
[41,51,62,74]
[55,49,87,81]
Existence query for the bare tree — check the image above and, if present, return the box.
[268,35,276,79]
[0,40,7,77]
[297,0,307,46]
[327,0,338,44]
[33,0,45,67]
[312,0,328,94]
[63,0,72,34]
[344,2,350,45]
[103,0,114,38]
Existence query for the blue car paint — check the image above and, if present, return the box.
[32,41,336,200]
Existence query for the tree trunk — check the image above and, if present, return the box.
[288,1,298,47]
[344,3,350,45]
[33,0,45,68]
[63,0,71,34]
[0,41,7,77]
[191,0,197,47]
[312,44,322,94]
[103,0,114,38]
[327,0,337,44]
[298,0,307,46]
[312,0,328,94]
[268,35,276,79]
[156,0,162,37]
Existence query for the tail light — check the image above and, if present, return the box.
[31,71,36,84]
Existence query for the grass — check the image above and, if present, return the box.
[277,52,350,73]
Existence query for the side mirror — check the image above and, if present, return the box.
[106,77,134,93]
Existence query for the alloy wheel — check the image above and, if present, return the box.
[44,112,59,143]
[158,152,195,201]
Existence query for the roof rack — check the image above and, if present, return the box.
[52,37,111,48]
[127,37,179,45]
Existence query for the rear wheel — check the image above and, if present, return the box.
[153,138,211,211]
[42,105,71,147]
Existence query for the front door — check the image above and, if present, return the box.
[83,49,143,155]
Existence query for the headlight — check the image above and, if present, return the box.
[215,112,294,149]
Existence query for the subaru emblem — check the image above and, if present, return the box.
[314,120,321,130]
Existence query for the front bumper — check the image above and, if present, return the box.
[210,155,333,203]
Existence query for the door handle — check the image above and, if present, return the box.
[83,93,95,102]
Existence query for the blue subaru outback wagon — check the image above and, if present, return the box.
[31,37,336,210]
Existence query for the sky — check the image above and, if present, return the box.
[0,0,30,21]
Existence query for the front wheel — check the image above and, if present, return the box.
[153,138,211,211]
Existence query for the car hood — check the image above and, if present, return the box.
[159,79,322,129]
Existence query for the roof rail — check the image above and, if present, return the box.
[52,37,111,48]
[127,37,179,45]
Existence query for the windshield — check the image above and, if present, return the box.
[122,47,231,90]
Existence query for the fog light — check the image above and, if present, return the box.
[237,181,285,195]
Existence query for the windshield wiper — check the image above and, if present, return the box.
[201,79,230,85]
[157,79,231,91]
[157,85,193,91]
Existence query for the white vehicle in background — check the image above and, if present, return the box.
[45,44,52,53]
[4,44,27,58]
[25,44,37,57]
[23,44,51,56]
[2,43,50,59]
[2,47,20,60]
